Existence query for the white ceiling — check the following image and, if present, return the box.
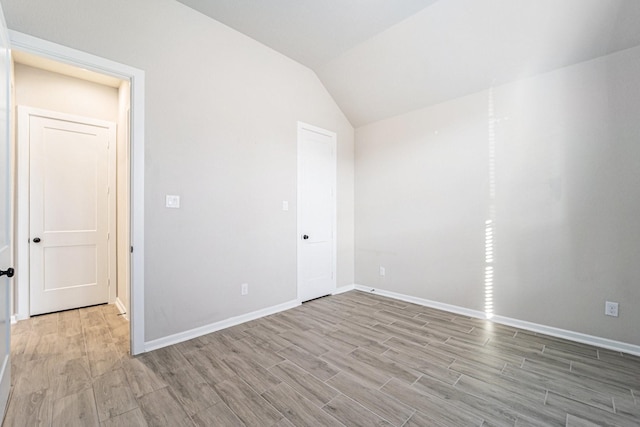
[176,0,640,127]
[175,0,439,69]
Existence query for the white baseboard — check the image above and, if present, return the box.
[490,315,640,357]
[355,285,485,319]
[11,313,29,324]
[333,284,356,295]
[354,284,640,357]
[114,298,129,321]
[144,299,300,352]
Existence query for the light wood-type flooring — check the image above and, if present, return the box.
[2,290,640,426]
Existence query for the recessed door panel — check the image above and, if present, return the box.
[43,245,97,291]
[43,128,99,231]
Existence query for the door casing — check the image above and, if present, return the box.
[0,2,12,416]
[8,30,146,355]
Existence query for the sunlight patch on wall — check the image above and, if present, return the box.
[485,222,494,319]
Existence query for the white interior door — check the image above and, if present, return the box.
[297,123,336,302]
[0,3,12,417]
[26,109,115,315]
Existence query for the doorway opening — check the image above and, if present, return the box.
[8,31,145,355]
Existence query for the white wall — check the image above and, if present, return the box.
[355,45,640,346]
[1,0,355,342]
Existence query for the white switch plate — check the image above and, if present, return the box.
[241,283,249,295]
[282,201,289,211]
[379,266,385,277]
[166,195,180,208]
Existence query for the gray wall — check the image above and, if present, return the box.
[355,46,640,346]
[2,0,355,341]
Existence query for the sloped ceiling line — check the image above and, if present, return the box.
[176,0,640,127]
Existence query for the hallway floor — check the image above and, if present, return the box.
[4,304,129,426]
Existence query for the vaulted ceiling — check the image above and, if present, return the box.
[176,0,640,127]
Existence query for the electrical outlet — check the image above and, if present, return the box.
[165,195,180,208]
[241,283,248,296]
[605,301,619,317]
[379,266,385,277]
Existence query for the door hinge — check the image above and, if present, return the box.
[130,246,133,253]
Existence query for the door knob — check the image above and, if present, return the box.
[302,235,309,240]
[0,268,14,278]
[32,237,41,243]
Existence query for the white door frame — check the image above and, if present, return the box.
[296,121,337,302]
[0,3,12,416]
[9,31,146,355]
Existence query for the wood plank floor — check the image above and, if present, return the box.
[3,291,640,426]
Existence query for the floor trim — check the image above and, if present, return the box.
[354,284,640,357]
[10,313,28,324]
[144,299,301,352]
[333,284,356,295]
[114,298,128,321]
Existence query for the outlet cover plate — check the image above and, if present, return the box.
[166,195,180,208]
[605,301,619,317]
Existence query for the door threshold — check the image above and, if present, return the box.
[302,294,331,304]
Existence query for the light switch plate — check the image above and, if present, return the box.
[282,201,289,211]
[166,195,180,208]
